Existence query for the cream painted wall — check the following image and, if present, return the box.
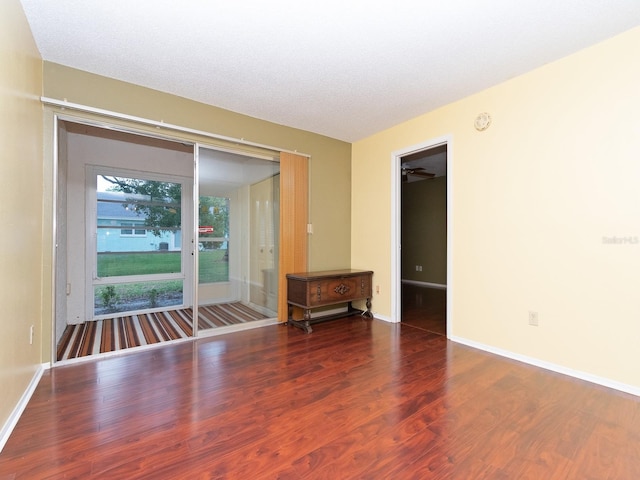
[0,0,43,438]
[352,26,640,389]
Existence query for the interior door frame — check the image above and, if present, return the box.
[391,135,453,337]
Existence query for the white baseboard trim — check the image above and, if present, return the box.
[373,312,393,323]
[450,335,640,398]
[401,279,446,289]
[0,363,47,453]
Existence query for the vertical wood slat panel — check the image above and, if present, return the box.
[278,152,308,321]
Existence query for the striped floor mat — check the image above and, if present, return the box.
[197,302,268,329]
[57,302,270,361]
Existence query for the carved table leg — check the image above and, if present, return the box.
[363,297,373,318]
[303,309,313,333]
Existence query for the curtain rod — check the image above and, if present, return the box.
[40,97,311,158]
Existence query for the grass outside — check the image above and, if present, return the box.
[97,250,229,283]
[95,250,229,314]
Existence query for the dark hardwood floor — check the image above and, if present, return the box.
[402,283,446,335]
[1,317,639,479]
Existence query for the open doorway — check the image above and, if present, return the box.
[393,139,451,335]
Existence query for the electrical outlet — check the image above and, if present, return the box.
[528,311,539,327]
[376,285,380,294]
[29,325,34,345]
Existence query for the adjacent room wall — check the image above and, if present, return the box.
[352,26,640,390]
[401,176,447,285]
[0,0,44,443]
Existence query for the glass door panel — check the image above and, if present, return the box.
[249,174,279,312]
[197,147,279,332]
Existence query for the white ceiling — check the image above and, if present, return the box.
[20,0,640,142]
[199,148,279,197]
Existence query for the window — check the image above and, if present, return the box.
[93,172,186,317]
[120,221,146,237]
[198,196,229,284]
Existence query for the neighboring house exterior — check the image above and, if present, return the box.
[97,191,181,252]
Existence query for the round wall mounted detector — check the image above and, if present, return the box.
[474,112,491,131]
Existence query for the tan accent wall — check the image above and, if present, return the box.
[0,0,44,435]
[401,176,447,284]
[42,62,352,274]
[352,26,640,388]
[40,63,351,349]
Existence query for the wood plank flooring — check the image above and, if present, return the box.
[2,318,640,479]
[401,283,446,335]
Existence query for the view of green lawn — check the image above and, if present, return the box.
[95,250,229,314]
[97,250,229,283]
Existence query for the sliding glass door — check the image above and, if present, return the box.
[54,119,307,363]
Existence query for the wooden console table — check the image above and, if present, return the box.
[286,269,373,333]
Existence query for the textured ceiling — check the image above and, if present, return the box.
[20,0,640,142]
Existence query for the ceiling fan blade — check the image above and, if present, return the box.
[410,171,436,178]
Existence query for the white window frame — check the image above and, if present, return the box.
[87,166,193,320]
